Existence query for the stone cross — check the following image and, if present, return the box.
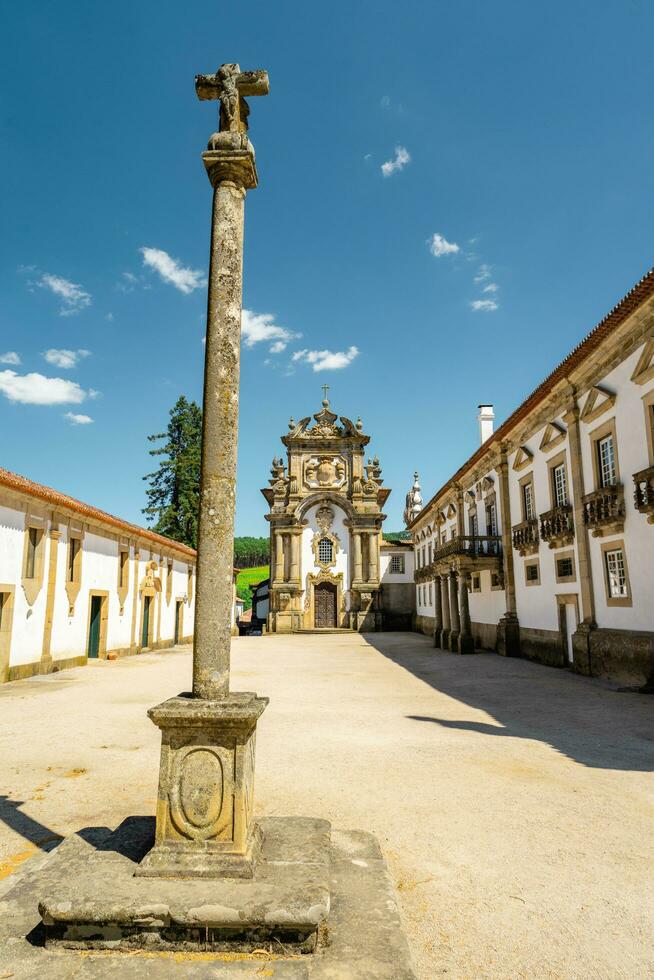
[195,63,269,134]
[136,63,270,879]
[321,384,330,403]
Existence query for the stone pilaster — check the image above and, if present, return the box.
[273,530,284,582]
[40,524,61,673]
[496,451,521,657]
[352,531,363,582]
[289,530,300,582]
[563,399,596,675]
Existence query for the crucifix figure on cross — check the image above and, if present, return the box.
[195,63,269,134]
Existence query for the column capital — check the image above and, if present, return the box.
[202,134,258,190]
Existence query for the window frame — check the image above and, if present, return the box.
[600,540,632,607]
[546,450,570,510]
[589,417,620,491]
[554,548,576,584]
[389,554,405,575]
[519,473,536,522]
[524,559,540,587]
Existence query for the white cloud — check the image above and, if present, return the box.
[0,370,88,405]
[64,412,93,425]
[428,233,460,258]
[292,346,359,372]
[43,348,90,369]
[474,264,492,283]
[140,247,206,294]
[470,299,498,312]
[483,283,498,294]
[241,309,301,353]
[0,351,21,365]
[381,146,410,177]
[105,312,114,321]
[380,95,391,108]
[38,273,91,316]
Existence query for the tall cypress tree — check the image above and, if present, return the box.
[143,396,203,548]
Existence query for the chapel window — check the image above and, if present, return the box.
[318,538,333,563]
[390,555,405,574]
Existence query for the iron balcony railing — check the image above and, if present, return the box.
[633,465,654,518]
[539,505,574,546]
[582,483,625,531]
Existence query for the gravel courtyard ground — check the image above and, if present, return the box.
[0,631,652,979]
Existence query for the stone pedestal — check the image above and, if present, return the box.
[497,613,521,657]
[136,692,267,879]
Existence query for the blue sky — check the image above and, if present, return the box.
[1,1,653,537]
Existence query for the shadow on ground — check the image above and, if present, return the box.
[363,632,654,773]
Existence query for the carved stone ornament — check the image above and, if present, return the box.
[311,530,340,570]
[140,560,162,594]
[316,505,335,533]
[304,455,347,489]
[169,745,226,841]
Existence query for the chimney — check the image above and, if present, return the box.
[478,404,495,445]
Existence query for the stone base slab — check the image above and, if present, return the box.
[38,816,329,954]
[0,819,416,978]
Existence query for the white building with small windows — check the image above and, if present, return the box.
[0,467,197,684]
[408,267,654,687]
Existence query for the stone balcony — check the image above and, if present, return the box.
[633,464,654,523]
[512,519,539,556]
[582,483,625,537]
[539,505,575,549]
[414,535,502,581]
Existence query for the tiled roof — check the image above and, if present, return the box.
[410,266,654,529]
[0,467,196,559]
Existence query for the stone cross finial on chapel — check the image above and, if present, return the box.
[321,384,330,404]
[195,63,269,134]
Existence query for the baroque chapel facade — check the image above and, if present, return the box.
[261,397,391,631]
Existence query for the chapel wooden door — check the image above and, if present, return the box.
[314,582,337,628]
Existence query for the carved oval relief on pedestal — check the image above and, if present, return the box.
[169,747,224,840]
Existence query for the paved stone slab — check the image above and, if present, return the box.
[0,823,415,978]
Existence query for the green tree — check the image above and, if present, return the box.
[143,396,203,548]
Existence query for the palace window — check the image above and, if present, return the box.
[471,573,481,592]
[522,481,535,521]
[597,434,617,487]
[491,572,502,589]
[67,537,80,583]
[604,548,628,598]
[552,463,568,507]
[428,583,433,606]
[390,555,405,574]
[469,513,479,537]
[486,502,497,536]
[556,556,574,580]
[25,527,40,579]
[525,560,540,586]
[119,550,129,588]
[318,537,333,563]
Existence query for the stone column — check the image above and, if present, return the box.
[273,530,284,582]
[440,574,451,649]
[137,67,270,880]
[352,531,362,582]
[448,571,460,652]
[433,573,443,647]
[564,400,596,674]
[496,451,520,657]
[289,531,300,582]
[367,531,377,582]
[192,176,247,699]
[457,571,474,655]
